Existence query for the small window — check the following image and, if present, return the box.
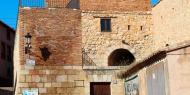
[128,25,131,30]
[140,26,143,31]
[101,18,111,32]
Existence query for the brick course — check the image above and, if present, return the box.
[80,0,151,11]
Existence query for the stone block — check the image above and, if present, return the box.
[38,70,46,74]
[44,83,51,87]
[39,88,47,93]
[56,88,67,93]
[29,70,39,75]
[68,75,77,82]
[56,75,67,82]
[70,87,85,94]
[36,83,44,87]
[19,75,26,82]
[20,70,29,75]
[51,83,62,87]
[75,80,84,87]
[61,82,74,88]
[47,75,56,82]
[28,83,37,87]
[32,75,41,82]
[25,75,32,82]
[19,83,28,87]
[47,87,57,94]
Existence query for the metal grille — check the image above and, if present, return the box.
[46,0,71,8]
[82,49,96,66]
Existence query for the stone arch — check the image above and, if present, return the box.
[105,44,136,66]
[108,49,135,66]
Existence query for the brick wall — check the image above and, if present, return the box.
[18,8,82,66]
[80,0,151,11]
[45,0,151,11]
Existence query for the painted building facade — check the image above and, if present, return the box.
[0,21,15,86]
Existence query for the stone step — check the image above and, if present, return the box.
[0,87,14,95]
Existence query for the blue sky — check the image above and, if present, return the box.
[0,0,159,30]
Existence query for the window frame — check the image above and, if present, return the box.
[100,18,112,32]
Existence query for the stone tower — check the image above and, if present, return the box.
[14,0,153,95]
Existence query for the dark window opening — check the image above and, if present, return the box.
[140,26,143,31]
[128,25,131,30]
[101,18,111,32]
[1,42,6,59]
[108,49,135,66]
[90,82,111,95]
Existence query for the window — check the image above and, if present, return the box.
[1,42,6,59]
[128,25,131,30]
[101,18,111,32]
[140,26,143,31]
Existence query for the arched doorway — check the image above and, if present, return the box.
[108,49,135,66]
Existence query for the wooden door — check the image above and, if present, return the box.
[90,82,111,95]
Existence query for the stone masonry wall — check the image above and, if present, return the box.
[17,66,85,95]
[152,0,190,51]
[16,65,125,95]
[82,11,153,66]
